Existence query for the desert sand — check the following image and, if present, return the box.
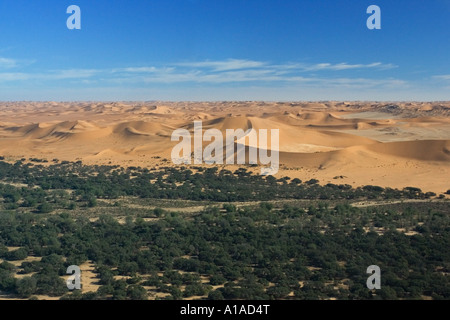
[0,101,449,194]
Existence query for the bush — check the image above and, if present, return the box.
[154,208,165,217]
[259,202,273,211]
[68,202,76,210]
[97,284,114,297]
[16,277,37,298]
[82,292,98,300]
[37,203,54,214]
[33,272,68,296]
[8,248,28,261]
[0,270,16,291]
[127,285,148,300]
[208,290,224,300]
[210,274,226,286]
[223,204,236,213]
[87,197,97,208]
[0,261,16,271]
[183,283,208,298]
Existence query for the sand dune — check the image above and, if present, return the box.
[0,101,449,194]
[112,121,174,135]
[365,140,450,161]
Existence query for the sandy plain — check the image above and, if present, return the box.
[0,101,448,195]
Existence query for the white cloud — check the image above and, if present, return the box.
[0,69,98,82]
[318,77,407,88]
[284,62,397,72]
[0,72,30,81]
[0,59,405,92]
[113,67,158,73]
[0,56,36,69]
[174,60,396,73]
[105,60,400,86]
[433,74,450,81]
[46,69,100,80]
[176,59,267,71]
[0,57,19,69]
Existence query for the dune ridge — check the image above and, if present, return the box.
[0,101,449,194]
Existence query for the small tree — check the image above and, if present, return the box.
[210,274,226,286]
[8,248,28,261]
[223,204,236,213]
[37,203,54,214]
[16,277,37,298]
[208,290,225,300]
[87,197,97,208]
[154,208,165,217]
[127,285,148,300]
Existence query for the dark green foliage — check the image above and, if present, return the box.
[208,289,225,300]
[37,203,53,214]
[0,200,447,300]
[0,261,15,272]
[7,248,28,261]
[97,284,114,297]
[33,272,68,296]
[87,197,97,208]
[0,161,436,205]
[223,204,236,213]
[210,274,226,286]
[0,269,16,292]
[153,207,165,217]
[127,284,148,300]
[112,279,128,300]
[0,160,448,300]
[183,283,209,298]
[81,291,99,300]
[15,277,37,298]
[68,202,76,210]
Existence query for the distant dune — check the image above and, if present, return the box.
[0,101,449,195]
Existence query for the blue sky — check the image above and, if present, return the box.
[0,0,449,101]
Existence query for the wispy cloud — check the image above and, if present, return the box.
[175,59,396,73]
[0,72,30,81]
[105,59,401,86]
[113,67,159,73]
[0,59,405,91]
[433,74,450,81]
[296,62,397,71]
[175,59,267,71]
[0,56,36,69]
[0,57,19,69]
[46,69,100,80]
[0,69,99,82]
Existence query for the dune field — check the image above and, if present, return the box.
[0,101,449,195]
